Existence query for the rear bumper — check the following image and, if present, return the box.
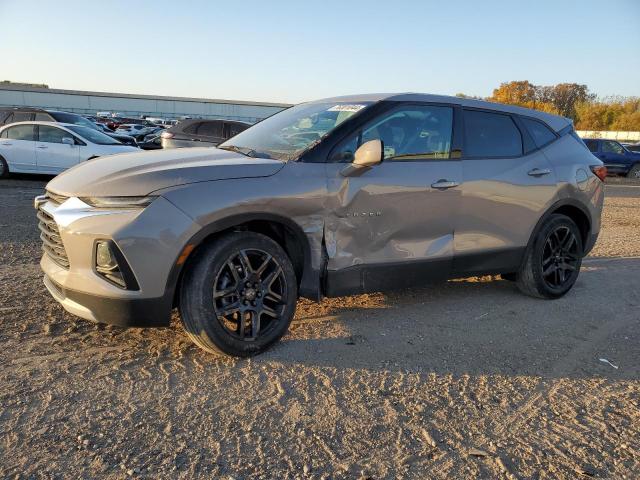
[44,275,171,328]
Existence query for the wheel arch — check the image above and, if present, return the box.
[166,212,318,309]
[524,199,592,264]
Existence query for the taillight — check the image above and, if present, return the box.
[590,165,607,182]
[161,131,174,139]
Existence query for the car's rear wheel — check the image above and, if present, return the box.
[516,214,583,299]
[0,156,9,178]
[627,164,640,179]
[179,232,297,357]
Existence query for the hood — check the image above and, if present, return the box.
[46,147,285,197]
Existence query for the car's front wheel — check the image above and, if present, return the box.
[0,156,9,178]
[516,214,583,299]
[179,232,298,357]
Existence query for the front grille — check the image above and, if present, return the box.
[37,206,70,269]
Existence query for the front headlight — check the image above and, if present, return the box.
[80,196,157,209]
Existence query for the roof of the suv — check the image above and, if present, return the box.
[311,93,572,132]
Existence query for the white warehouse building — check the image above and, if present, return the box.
[0,84,291,124]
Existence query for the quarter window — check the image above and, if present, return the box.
[5,124,36,141]
[602,141,624,154]
[584,139,599,153]
[463,110,523,157]
[38,125,69,144]
[521,117,556,148]
[333,105,454,162]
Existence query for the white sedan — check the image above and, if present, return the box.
[0,122,139,176]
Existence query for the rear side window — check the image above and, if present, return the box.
[182,122,202,135]
[13,112,33,122]
[5,124,36,141]
[584,139,599,152]
[463,110,522,157]
[227,123,247,137]
[198,121,223,137]
[521,117,556,148]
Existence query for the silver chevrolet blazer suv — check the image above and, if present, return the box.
[35,94,605,356]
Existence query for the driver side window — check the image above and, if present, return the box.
[602,141,624,155]
[332,105,453,162]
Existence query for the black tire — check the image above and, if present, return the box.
[516,214,583,299]
[179,231,298,357]
[627,164,640,179]
[0,156,9,178]
[501,272,517,282]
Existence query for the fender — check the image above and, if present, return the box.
[521,197,593,268]
[162,212,321,308]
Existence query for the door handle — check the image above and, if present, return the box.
[37,145,48,149]
[191,138,201,142]
[527,168,551,177]
[431,179,460,190]
[1,142,12,146]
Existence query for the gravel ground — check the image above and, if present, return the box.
[0,177,638,479]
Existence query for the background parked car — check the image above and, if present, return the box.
[138,134,163,150]
[0,122,138,176]
[115,124,158,140]
[626,142,640,153]
[584,138,640,178]
[0,107,138,147]
[160,119,250,148]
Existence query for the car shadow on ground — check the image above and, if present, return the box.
[231,256,640,380]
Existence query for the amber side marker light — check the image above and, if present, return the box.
[590,165,607,182]
[176,244,195,265]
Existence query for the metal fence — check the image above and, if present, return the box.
[577,131,640,142]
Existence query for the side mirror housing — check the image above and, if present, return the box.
[340,139,383,177]
[62,137,75,146]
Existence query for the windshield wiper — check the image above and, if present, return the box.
[218,145,272,159]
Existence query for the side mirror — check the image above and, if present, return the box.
[62,137,75,146]
[340,139,383,177]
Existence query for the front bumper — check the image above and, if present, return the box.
[38,195,199,328]
[44,274,171,327]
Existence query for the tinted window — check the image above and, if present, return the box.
[602,141,624,155]
[38,125,69,144]
[521,117,556,148]
[182,122,201,135]
[463,110,522,157]
[228,123,247,137]
[13,112,33,122]
[3,113,14,124]
[34,112,53,121]
[0,111,9,123]
[6,124,36,141]
[584,139,599,152]
[198,121,223,137]
[333,105,454,162]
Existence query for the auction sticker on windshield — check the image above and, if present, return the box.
[328,104,366,112]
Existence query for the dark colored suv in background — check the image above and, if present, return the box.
[584,138,640,178]
[0,107,138,147]
[161,119,250,148]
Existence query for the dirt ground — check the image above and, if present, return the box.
[0,177,638,479]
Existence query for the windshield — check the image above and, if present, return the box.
[51,112,99,130]
[219,102,372,160]
[67,126,122,145]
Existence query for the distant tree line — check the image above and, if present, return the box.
[457,81,640,131]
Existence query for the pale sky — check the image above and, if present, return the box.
[2,0,639,103]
